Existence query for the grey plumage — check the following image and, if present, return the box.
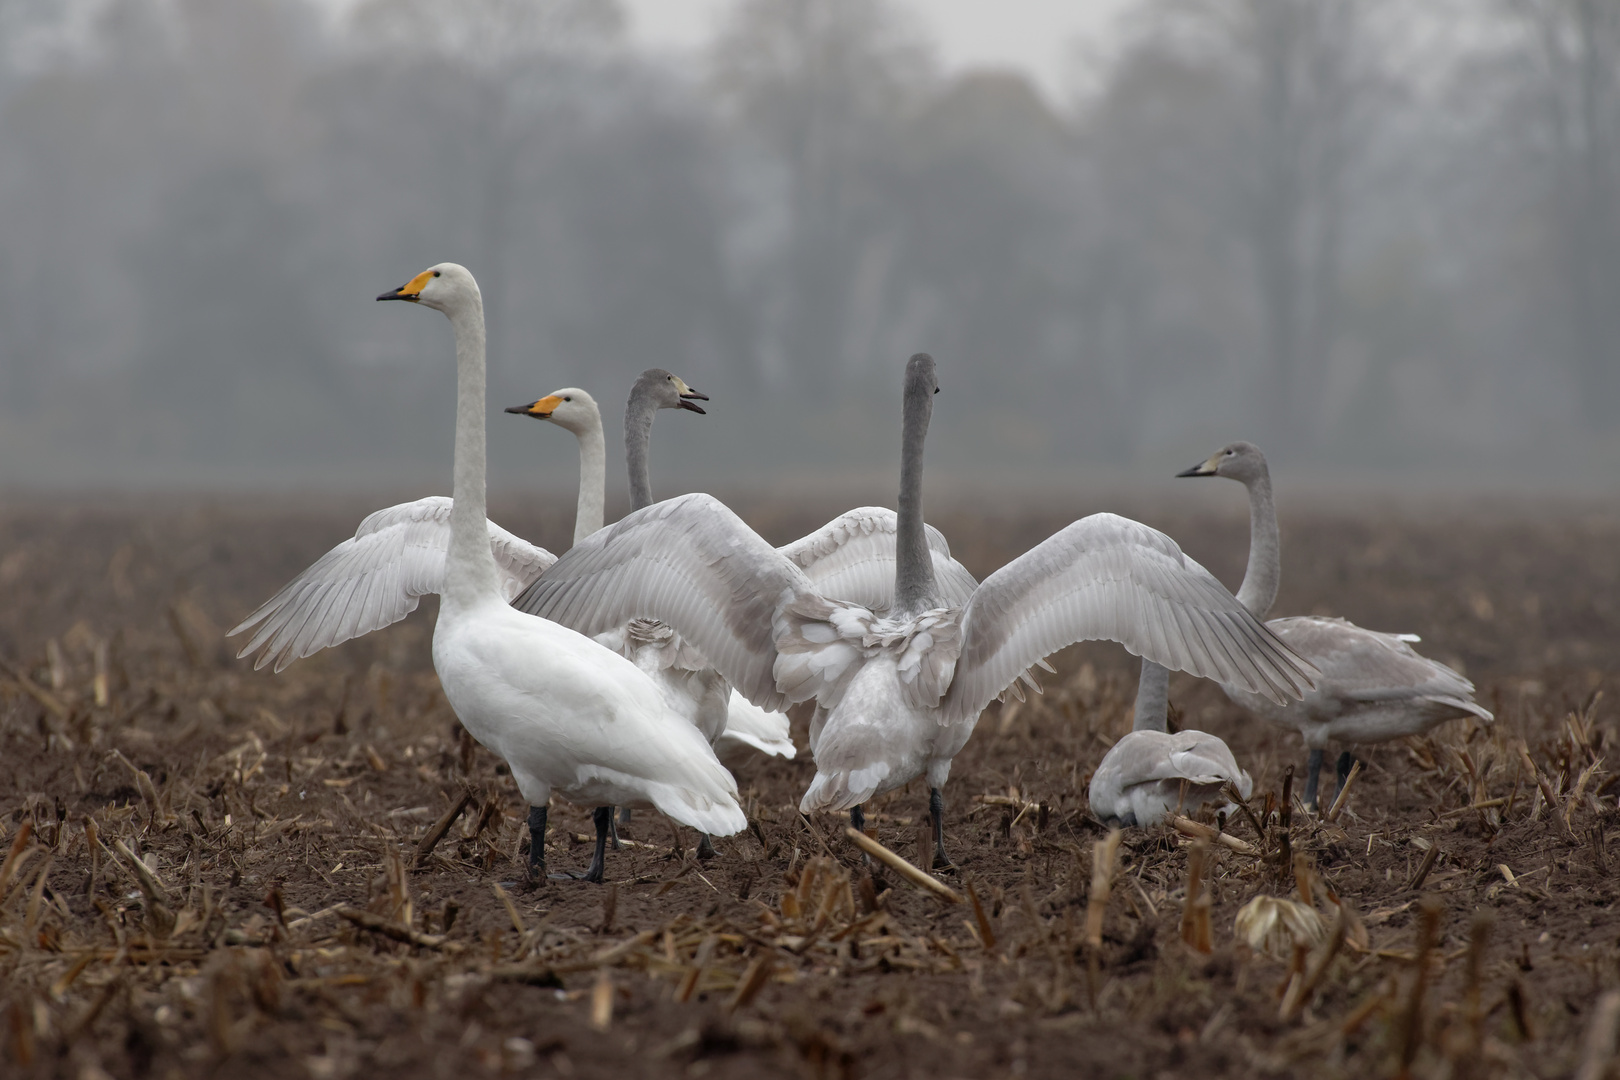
[1175,440,1493,803]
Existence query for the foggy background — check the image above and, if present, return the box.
[1,0,1618,500]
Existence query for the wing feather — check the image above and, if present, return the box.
[1265,616,1488,711]
[230,497,556,672]
[942,513,1318,726]
[779,507,978,611]
[512,493,816,710]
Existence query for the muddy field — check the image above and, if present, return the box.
[1,490,1618,1079]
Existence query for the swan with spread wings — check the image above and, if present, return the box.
[516,354,1318,869]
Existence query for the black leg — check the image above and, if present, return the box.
[578,806,612,884]
[526,805,547,881]
[609,812,622,851]
[849,805,865,834]
[1304,749,1324,809]
[1336,751,1355,787]
[696,833,716,861]
[930,787,956,870]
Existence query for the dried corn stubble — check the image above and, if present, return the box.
[2,499,1618,1080]
[1181,840,1213,954]
[1234,896,1326,963]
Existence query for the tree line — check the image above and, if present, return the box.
[0,0,1614,488]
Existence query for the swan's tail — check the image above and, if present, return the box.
[1425,695,1494,724]
[716,692,796,768]
[798,765,887,814]
[644,782,747,836]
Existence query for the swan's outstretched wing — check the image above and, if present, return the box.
[1266,616,1492,718]
[512,493,814,711]
[230,497,555,672]
[778,507,979,611]
[941,513,1318,726]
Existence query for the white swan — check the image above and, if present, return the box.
[514,354,1318,868]
[1088,661,1252,827]
[282,263,745,883]
[1175,441,1493,806]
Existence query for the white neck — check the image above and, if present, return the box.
[1236,469,1280,619]
[573,417,606,545]
[443,293,501,611]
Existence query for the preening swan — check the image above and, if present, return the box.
[1176,441,1493,806]
[1087,659,1253,827]
[515,353,1318,869]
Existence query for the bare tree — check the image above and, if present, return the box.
[1507,0,1620,427]
[710,0,931,388]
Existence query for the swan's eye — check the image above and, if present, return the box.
[432,270,441,278]
[564,396,571,402]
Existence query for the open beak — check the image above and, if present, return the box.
[376,268,434,303]
[505,395,563,420]
[1176,453,1222,478]
[672,376,708,414]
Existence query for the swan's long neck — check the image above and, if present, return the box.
[443,292,501,611]
[624,384,660,512]
[573,412,606,544]
[1236,466,1279,619]
[1132,661,1169,732]
[894,370,937,616]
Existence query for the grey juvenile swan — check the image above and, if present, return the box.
[1172,441,1494,807]
[1087,662,1253,827]
[514,354,1319,869]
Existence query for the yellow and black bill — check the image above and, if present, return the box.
[505,395,563,419]
[376,268,437,302]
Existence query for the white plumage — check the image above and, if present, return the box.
[229,497,555,672]
[243,262,744,883]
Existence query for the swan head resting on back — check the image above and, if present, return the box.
[1177,440,1268,484]
[376,262,479,313]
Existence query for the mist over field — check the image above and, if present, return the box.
[1,0,1618,496]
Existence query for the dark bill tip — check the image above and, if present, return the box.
[676,400,707,414]
[1175,464,1212,478]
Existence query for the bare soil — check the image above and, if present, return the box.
[1,492,1617,1080]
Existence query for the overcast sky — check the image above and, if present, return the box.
[619,0,1129,103]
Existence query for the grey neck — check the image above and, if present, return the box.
[1132,660,1169,733]
[624,379,660,512]
[894,367,938,615]
[1236,467,1280,619]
